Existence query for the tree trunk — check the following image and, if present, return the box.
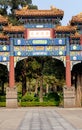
[81,74,82,105]
[53,84,57,92]
[22,75,26,96]
[39,76,43,102]
[35,78,38,94]
[46,83,49,94]
[76,74,81,107]
[1,81,4,95]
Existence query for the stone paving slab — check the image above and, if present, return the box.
[18,108,76,130]
[56,108,82,130]
[0,107,82,130]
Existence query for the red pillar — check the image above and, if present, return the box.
[80,34,82,45]
[24,28,28,39]
[9,56,15,88]
[66,55,71,87]
[51,28,55,38]
[66,38,71,87]
[9,39,15,88]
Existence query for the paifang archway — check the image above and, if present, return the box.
[0,6,82,107]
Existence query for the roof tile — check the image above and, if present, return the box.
[15,5,64,17]
[55,25,77,32]
[71,12,82,23]
[3,24,25,32]
[0,15,8,23]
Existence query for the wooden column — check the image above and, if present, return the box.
[9,39,15,88]
[51,28,55,38]
[63,38,76,108]
[6,38,17,108]
[80,34,82,59]
[66,38,71,87]
[24,28,28,39]
[80,34,82,45]
[9,56,15,87]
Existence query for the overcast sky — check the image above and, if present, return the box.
[32,0,82,25]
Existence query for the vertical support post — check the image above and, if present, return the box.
[24,28,28,39]
[51,28,55,38]
[80,34,82,60]
[80,34,82,90]
[63,38,75,108]
[80,34,82,45]
[75,35,82,107]
[9,57,15,87]
[9,38,15,87]
[66,38,71,87]
[6,38,17,108]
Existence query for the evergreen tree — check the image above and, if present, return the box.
[0,0,37,15]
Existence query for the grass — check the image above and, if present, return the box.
[0,91,62,107]
[20,101,59,107]
[0,102,6,107]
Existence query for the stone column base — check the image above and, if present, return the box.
[63,87,75,108]
[6,87,18,108]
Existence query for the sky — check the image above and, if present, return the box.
[32,0,82,25]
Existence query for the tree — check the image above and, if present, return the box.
[0,0,37,14]
[0,0,37,25]
[0,0,10,15]
[15,56,65,101]
[15,58,28,96]
[0,64,8,95]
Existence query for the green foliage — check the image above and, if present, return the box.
[28,5,38,9]
[8,15,21,25]
[0,0,37,24]
[43,92,60,103]
[20,101,58,107]
[21,92,39,102]
[16,57,65,86]
[17,92,22,101]
[0,95,6,102]
[22,93,34,102]
[19,91,61,107]
[0,64,8,83]
[0,102,6,107]
[43,58,65,79]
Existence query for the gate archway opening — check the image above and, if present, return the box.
[71,62,82,107]
[15,56,65,106]
[72,62,82,88]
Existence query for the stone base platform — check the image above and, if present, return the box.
[63,87,75,108]
[6,87,18,108]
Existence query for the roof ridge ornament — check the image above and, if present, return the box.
[8,23,12,27]
[22,5,28,10]
[50,5,57,10]
[78,12,82,16]
[70,32,80,38]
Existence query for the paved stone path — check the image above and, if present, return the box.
[0,107,82,130]
[18,108,78,130]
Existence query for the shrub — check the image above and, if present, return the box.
[43,92,60,102]
[21,93,34,102]
[17,92,22,102]
[48,92,60,101]
[20,101,59,107]
[0,102,6,107]
[0,96,6,102]
[21,92,39,102]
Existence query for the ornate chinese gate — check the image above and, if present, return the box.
[0,6,82,107]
